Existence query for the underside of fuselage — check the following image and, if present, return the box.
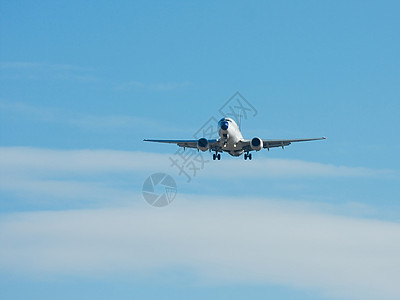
[224,149,244,157]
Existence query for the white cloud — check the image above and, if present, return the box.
[0,147,168,174]
[0,100,58,122]
[0,62,90,72]
[0,147,167,205]
[68,114,162,131]
[0,199,399,300]
[0,147,396,211]
[0,61,97,82]
[1,147,399,299]
[116,80,191,91]
[203,157,392,178]
[0,100,186,132]
[0,147,392,178]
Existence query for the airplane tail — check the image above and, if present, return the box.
[238,110,242,131]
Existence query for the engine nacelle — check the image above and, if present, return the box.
[197,138,209,152]
[250,137,263,151]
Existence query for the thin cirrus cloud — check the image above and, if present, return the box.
[1,62,191,88]
[0,147,393,178]
[1,147,399,300]
[0,147,395,210]
[116,80,191,92]
[0,62,90,71]
[0,100,185,132]
[0,61,98,82]
[0,200,399,300]
[0,100,59,122]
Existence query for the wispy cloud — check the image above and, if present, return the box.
[0,62,90,71]
[1,147,399,299]
[0,147,393,178]
[116,80,191,92]
[0,147,166,207]
[0,61,98,82]
[68,114,158,130]
[0,200,399,300]
[0,147,396,211]
[0,147,168,174]
[204,158,394,178]
[0,100,187,132]
[0,100,57,122]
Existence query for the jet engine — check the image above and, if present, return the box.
[250,137,263,151]
[197,138,209,152]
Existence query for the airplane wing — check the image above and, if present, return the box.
[240,137,326,151]
[143,139,219,150]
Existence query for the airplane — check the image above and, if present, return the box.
[144,117,326,160]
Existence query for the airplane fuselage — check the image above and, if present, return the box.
[218,118,244,156]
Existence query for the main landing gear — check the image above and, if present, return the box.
[244,152,252,160]
[213,153,221,160]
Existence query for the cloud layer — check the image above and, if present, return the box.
[0,147,391,177]
[1,147,399,299]
[1,147,395,210]
[1,200,399,300]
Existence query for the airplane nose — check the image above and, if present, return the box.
[220,121,229,130]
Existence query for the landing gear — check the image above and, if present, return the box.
[244,152,252,160]
[213,153,221,160]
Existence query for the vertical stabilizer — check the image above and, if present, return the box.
[238,110,242,131]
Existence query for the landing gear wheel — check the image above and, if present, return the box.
[244,153,252,160]
[213,154,216,160]
[217,154,221,160]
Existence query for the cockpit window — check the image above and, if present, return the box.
[218,118,231,123]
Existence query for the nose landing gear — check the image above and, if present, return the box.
[244,152,252,160]
[213,153,221,160]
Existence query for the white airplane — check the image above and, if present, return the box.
[144,117,326,160]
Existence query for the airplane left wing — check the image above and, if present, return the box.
[262,137,326,149]
[240,137,326,151]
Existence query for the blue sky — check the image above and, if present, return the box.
[0,1,399,299]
